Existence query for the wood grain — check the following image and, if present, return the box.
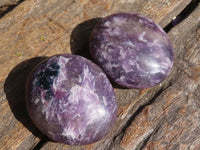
[0,0,199,149]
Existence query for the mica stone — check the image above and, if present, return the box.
[26,54,117,145]
[89,13,174,88]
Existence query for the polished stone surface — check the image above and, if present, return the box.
[90,13,174,88]
[26,54,117,145]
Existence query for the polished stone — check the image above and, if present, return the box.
[26,54,117,145]
[90,13,174,88]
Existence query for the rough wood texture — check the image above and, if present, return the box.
[0,0,199,149]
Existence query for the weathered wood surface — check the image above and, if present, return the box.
[0,0,199,149]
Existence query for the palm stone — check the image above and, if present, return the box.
[26,54,117,145]
[89,13,174,88]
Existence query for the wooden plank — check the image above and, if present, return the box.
[0,0,196,149]
[121,4,200,150]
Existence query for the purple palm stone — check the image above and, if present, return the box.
[26,54,117,145]
[90,13,174,88]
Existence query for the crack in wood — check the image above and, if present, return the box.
[138,121,163,150]
[164,0,199,32]
[0,0,25,18]
[108,84,172,150]
[31,138,48,150]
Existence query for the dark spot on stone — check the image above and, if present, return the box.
[44,89,54,101]
[36,63,60,91]
[50,63,60,71]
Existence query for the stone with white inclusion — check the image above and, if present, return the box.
[89,13,174,88]
[26,54,117,145]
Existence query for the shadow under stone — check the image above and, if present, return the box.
[4,57,48,139]
[70,17,102,60]
[70,17,129,89]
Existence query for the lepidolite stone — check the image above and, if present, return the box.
[90,13,174,88]
[26,54,117,145]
